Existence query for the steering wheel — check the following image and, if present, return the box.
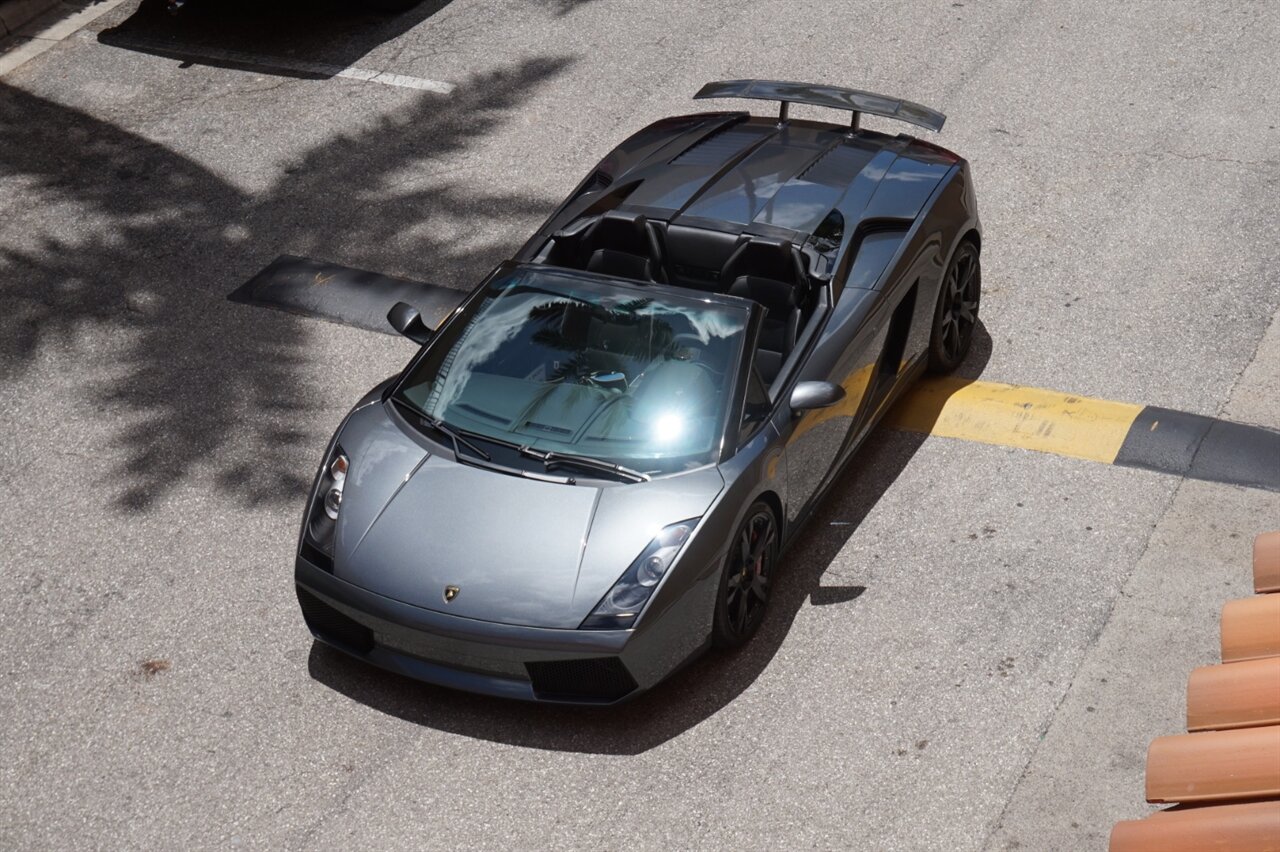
[669,333,724,380]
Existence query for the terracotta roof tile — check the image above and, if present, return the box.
[1187,657,1280,732]
[1110,800,1280,852]
[1146,725,1280,803]
[1222,595,1280,663]
[1256,530,1280,594]
[1111,533,1280,849]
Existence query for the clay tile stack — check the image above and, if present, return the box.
[1109,531,1280,852]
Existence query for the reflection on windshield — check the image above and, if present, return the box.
[395,269,748,474]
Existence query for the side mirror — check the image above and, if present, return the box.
[789,380,845,413]
[387,301,433,345]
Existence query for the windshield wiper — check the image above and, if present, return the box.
[391,399,650,482]
[426,414,493,461]
[518,447,651,483]
[391,398,491,461]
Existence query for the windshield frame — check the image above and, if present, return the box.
[387,262,762,477]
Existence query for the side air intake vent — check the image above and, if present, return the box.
[525,657,639,703]
[297,588,375,654]
[582,170,612,193]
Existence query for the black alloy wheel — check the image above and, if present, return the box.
[927,240,981,373]
[712,502,778,648]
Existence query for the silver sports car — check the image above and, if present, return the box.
[295,80,982,703]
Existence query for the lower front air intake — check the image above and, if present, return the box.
[525,657,638,703]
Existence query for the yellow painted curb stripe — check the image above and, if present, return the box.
[885,378,1144,464]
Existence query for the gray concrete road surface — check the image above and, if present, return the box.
[2,1,1278,849]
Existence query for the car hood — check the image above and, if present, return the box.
[331,403,724,628]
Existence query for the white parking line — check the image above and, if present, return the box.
[81,30,454,93]
[333,66,453,94]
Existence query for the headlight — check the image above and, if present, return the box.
[580,519,697,630]
[323,486,343,520]
[305,446,348,558]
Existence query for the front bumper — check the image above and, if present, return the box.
[295,555,700,704]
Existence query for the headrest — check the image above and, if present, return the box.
[728,276,796,311]
[721,236,802,287]
[587,249,652,282]
[586,211,650,253]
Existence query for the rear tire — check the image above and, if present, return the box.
[712,502,778,649]
[927,240,981,374]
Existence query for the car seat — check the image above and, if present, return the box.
[579,211,665,283]
[727,275,800,383]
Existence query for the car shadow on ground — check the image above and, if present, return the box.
[97,0,453,77]
[308,321,994,754]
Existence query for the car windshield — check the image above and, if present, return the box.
[393,267,750,474]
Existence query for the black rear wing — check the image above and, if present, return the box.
[694,79,945,133]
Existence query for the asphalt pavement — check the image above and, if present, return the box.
[1,1,1278,850]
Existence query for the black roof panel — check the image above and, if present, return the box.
[678,128,832,227]
[752,142,878,232]
[607,117,956,241]
[621,124,774,212]
[522,114,964,270]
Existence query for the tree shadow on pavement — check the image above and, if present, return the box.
[309,322,993,754]
[0,54,572,510]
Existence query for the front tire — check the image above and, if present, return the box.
[712,502,778,649]
[927,240,981,373]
